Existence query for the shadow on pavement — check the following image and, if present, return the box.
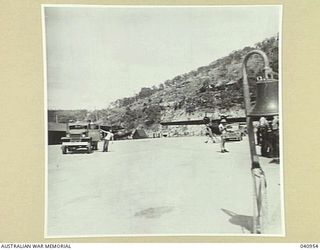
[221,208,253,233]
[134,206,174,219]
[66,148,100,154]
[67,150,93,154]
[269,158,280,164]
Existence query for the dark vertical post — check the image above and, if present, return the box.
[242,50,271,234]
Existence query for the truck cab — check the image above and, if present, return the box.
[61,122,93,154]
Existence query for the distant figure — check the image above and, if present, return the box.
[271,116,280,158]
[266,121,274,157]
[89,121,95,129]
[103,130,114,152]
[204,123,217,143]
[218,119,228,153]
[257,117,273,157]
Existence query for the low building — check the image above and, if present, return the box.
[48,122,66,145]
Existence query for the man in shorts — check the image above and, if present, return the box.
[218,118,229,153]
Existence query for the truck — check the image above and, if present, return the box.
[60,122,101,154]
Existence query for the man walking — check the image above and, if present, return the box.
[204,122,218,143]
[102,130,114,152]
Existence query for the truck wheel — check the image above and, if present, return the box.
[62,146,67,154]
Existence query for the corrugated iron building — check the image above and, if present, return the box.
[48,122,66,145]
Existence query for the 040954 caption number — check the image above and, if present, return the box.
[300,244,319,248]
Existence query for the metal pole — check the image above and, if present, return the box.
[242,50,270,234]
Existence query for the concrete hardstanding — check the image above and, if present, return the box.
[47,137,282,236]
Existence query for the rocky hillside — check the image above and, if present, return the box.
[49,35,279,136]
[98,35,279,134]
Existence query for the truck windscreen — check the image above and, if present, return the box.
[69,125,88,129]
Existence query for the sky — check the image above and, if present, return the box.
[44,5,281,110]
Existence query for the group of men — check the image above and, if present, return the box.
[204,116,280,157]
[204,118,229,153]
[256,116,279,158]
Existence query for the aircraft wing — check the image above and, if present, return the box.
[160,115,276,126]
[216,117,247,123]
[160,116,249,126]
[209,116,273,123]
[160,119,207,126]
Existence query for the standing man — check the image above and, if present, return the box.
[218,118,229,153]
[102,130,114,152]
[271,115,279,158]
[257,117,271,157]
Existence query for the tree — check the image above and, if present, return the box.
[138,87,153,98]
[144,105,162,125]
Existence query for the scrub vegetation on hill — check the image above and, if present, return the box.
[48,35,279,135]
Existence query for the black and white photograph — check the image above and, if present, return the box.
[43,5,283,237]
